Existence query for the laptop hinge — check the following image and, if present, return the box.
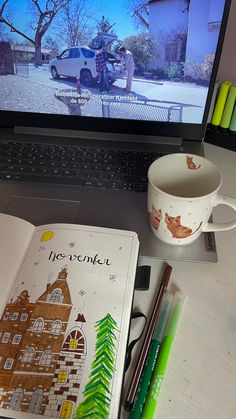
[14,125,183,146]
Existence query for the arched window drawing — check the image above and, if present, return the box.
[29,388,43,414]
[22,347,35,363]
[48,288,63,303]
[9,387,23,411]
[62,328,86,353]
[51,319,62,335]
[40,350,52,366]
[32,317,44,332]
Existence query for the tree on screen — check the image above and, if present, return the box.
[54,0,97,47]
[122,33,156,76]
[0,0,70,65]
[42,35,59,53]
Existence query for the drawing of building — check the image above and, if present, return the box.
[45,313,87,418]
[0,267,69,413]
[0,290,34,400]
[0,266,87,418]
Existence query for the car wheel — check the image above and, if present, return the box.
[51,66,60,79]
[80,69,93,87]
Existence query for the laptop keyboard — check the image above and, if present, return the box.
[0,142,163,192]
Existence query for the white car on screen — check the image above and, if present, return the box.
[49,46,125,87]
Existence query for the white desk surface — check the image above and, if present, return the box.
[122,143,236,419]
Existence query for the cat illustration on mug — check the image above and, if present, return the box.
[165,212,202,239]
[149,204,163,230]
[186,155,201,170]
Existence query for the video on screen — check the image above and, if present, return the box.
[0,0,225,124]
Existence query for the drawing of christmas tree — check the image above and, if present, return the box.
[74,313,119,418]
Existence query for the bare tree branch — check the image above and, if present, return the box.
[55,0,97,47]
[0,0,9,20]
[32,0,43,15]
[0,0,71,65]
[0,16,34,44]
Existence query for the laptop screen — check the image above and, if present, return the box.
[0,0,231,141]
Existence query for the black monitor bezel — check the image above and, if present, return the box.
[0,0,232,142]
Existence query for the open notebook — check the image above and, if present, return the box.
[0,213,139,419]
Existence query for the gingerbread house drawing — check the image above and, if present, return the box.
[0,267,87,418]
[0,290,34,395]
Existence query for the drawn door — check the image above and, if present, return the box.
[60,401,73,419]
[29,389,43,414]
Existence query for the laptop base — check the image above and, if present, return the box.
[1,183,217,263]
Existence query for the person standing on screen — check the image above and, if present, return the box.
[95,41,110,93]
[118,46,135,92]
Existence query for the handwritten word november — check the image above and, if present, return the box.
[48,251,111,266]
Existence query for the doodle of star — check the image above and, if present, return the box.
[79,290,85,296]
[68,242,76,248]
[38,245,46,251]
[109,274,117,283]
[33,260,40,266]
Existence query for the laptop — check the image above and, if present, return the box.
[0,0,232,263]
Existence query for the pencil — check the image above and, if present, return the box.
[124,263,172,411]
[141,291,185,419]
[129,292,173,419]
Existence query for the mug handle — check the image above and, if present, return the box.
[202,194,236,232]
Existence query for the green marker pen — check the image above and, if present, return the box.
[141,291,185,419]
[130,292,173,419]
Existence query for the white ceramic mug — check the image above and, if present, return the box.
[148,153,236,245]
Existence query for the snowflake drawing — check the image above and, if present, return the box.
[68,242,76,248]
[109,274,117,283]
[38,245,46,251]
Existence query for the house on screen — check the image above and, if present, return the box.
[12,45,56,64]
[147,0,225,71]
